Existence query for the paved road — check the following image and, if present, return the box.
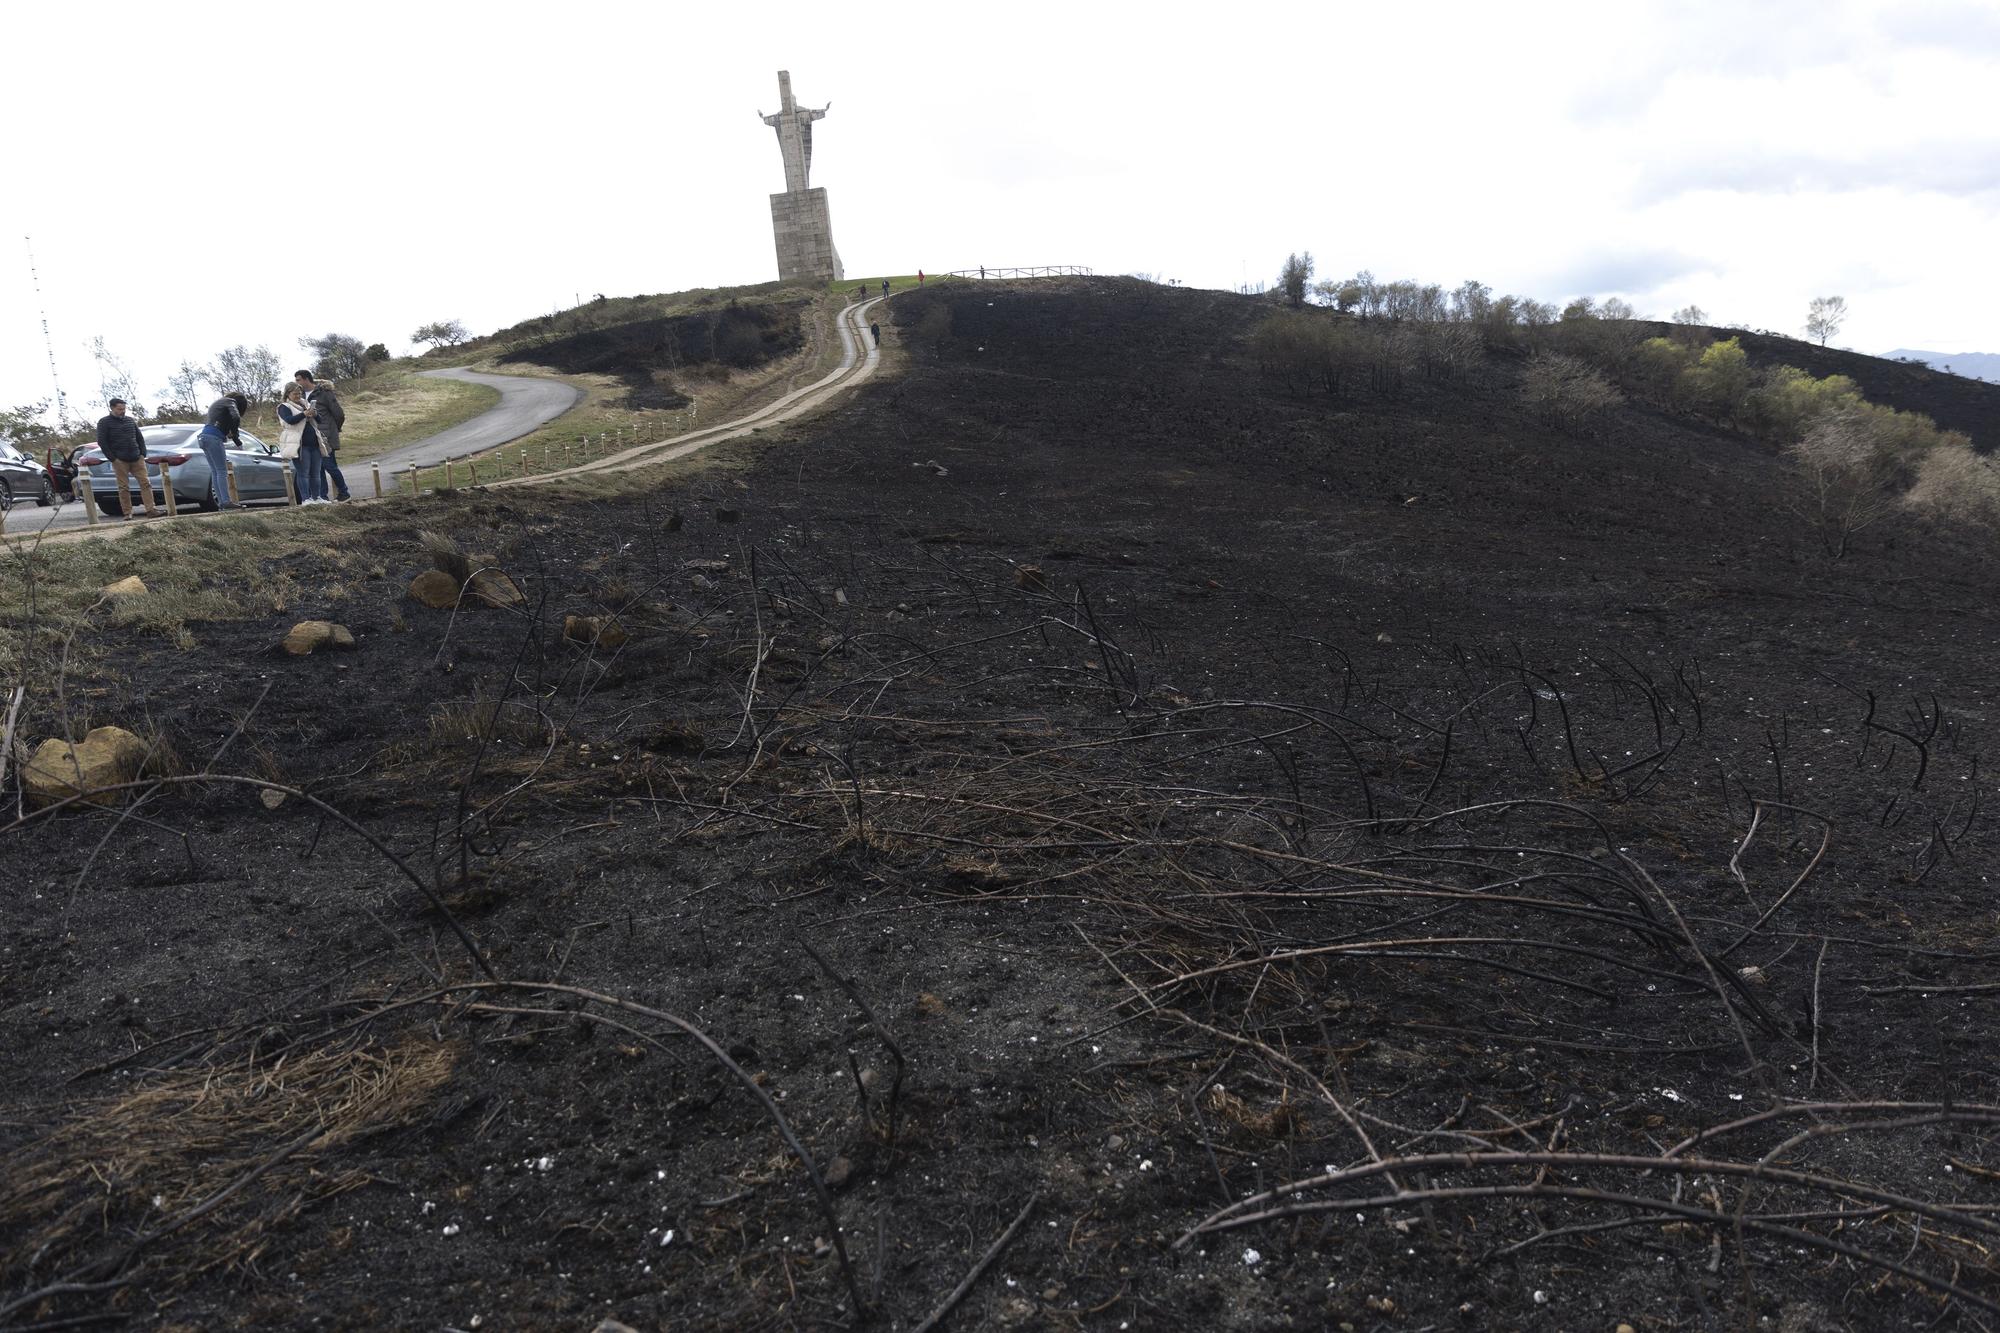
[375,369,583,482]
[1,369,583,535]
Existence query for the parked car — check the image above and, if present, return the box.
[0,439,58,510]
[75,426,292,512]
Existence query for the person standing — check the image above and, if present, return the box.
[197,392,249,510]
[277,383,325,503]
[297,370,350,500]
[95,398,157,520]
[881,278,889,296]
[917,269,923,287]
[869,321,879,347]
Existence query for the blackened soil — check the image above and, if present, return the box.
[501,302,809,409]
[4,279,1999,1332]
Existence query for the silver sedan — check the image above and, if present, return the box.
[77,425,294,512]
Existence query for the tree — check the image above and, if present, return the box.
[1682,337,1752,418]
[86,337,143,416]
[299,332,370,381]
[1278,252,1315,309]
[365,343,391,363]
[1520,350,1624,433]
[205,344,285,401]
[157,361,208,418]
[1806,295,1847,346]
[1560,296,1598,322]
[0,400,58,448]
[412,319,470,350]
[1787,407,1901,557]
[1598,297,1636,322]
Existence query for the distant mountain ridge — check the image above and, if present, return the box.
[1883,349,2000,383]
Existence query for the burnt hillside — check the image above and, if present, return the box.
[5,278,1998,1331]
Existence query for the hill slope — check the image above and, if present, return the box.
[5,279,1998,1331]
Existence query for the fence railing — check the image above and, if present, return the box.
[943,266,1093,280]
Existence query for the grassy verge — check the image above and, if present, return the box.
[829,273,941,297]
[0,505,397,680]
[335,365,501,462]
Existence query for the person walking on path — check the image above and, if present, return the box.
[297,370,350,500]
[197,393,249,510]
[869,321,879,347]
[277,383,326,503]
[917,269,923,287]
[95,398,157,520]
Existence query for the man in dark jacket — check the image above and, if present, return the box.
[296,371,351,500]
[198,392,249,510]
[95,398,157,519]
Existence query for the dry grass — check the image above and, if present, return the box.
[337,367,501,462]
[0,1037,457,1293]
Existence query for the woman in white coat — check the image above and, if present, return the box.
[277,383,325,503]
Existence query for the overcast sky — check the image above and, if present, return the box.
[3,0,1996,416]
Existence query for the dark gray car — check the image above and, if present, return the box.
[0,439,58,510]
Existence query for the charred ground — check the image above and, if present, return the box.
[4,278,1999,1331]
[500,302,810,410]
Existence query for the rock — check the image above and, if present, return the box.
[563,615,628,650]
[466,568,526,609]
[22,726,148,809]
[714,507,739,523]
[102,574,147,600]
[408,569,460,609]
[1015,565,1049,592]
[685,559,730,573]
[822,1155,853,1189]
[664,511,683,532]
[592,1323,640,1333]
[281,620,355,656]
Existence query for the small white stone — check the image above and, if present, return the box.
[1533,1289,1549,1304]
[442,1223,461,1237]
[1243,1248,1263,1267]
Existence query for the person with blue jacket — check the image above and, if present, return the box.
[198,393,249,510]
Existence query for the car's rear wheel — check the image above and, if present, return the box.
[36,476,55,506]
[0,479,14,512]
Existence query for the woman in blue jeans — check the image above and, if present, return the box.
[277,383,326,501]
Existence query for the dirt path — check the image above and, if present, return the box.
[484,292,885,489]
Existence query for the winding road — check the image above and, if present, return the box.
[3,295,885,546]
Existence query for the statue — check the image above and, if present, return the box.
[759,70,829,195]
[758,70,843,283]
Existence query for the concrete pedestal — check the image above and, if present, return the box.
[770,187,843,284]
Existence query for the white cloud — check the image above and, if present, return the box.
[2,0,1996,414]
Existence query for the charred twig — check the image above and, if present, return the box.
[909,1191,1041,1333]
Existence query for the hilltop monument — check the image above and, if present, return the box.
[759,70,843,284]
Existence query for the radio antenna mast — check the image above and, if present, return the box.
[24,235,71,426]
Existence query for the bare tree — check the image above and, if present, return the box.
[1278,252,1315,308]
[1672,304,1707,327]
[1806,295,1848,347]
[205,344,285,401]
[1520,350,1624,433]
[1786,406,1900,557]
[85,337,143,416]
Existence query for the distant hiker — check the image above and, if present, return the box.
[95,398,157,520]
[917,269,923,287]
[855,285,865,303]
[979,265,985,280]
[870,321,879,347]
[278,383,327,504]
[881,278,889,296]
[198,392,249,510]
[297,370,351,501]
